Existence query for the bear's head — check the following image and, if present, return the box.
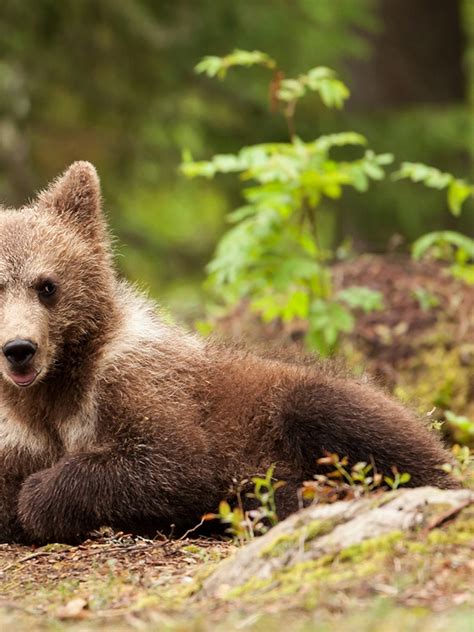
[0,162,117,389]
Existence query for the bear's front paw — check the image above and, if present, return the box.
[18,468,61,543]
[19,466,88,544]
[18,461,99,544]
[0,509,26,544]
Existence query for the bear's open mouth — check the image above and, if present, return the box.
[8,369,39,387]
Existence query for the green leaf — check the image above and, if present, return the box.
[393,162,452,186]
[412,287,440,311]
[251,294,283,323]
[218,500,232,517]
[447,179,472,216]
[348,166,369,192]
[277,66,350,109]
[444,411,474,444]
[362,160,384,181]
[394,162,473,216]
[311,132,367,153]
[412,231,474,261]
[450,263,474,285]
[337,286,384,313]
[195,49,276,78]
[278,78,305,101]
[212,154,244,172]
[305,329,330,356]
[281,290,310,321]
[309,300,355,353]
[227,205,257,223]
[375,153,395,166]
[308,299,354,355]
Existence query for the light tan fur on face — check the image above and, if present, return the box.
[0,401,51,455]
[0,209,102,386]
[0,163,117,455]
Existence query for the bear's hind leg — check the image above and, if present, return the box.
[275,373,458,490]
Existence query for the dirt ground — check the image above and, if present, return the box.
[0,533,231,629]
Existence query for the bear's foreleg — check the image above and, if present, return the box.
[18,445,216,543]
[0,461,27,542]
[0,450,46,542]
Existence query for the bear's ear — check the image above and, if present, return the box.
[37,161,105,240]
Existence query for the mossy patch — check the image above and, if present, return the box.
[394,345,474,419]
[259,518,339,559]
[212,506,473,610]
[224,531,404,603]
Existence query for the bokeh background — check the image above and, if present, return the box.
[1,0,473,316]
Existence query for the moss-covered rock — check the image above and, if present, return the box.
[198,487,474,601]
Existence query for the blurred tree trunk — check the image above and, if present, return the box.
[0,63,33,205]
[348,0,465,108]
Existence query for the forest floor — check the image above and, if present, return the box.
[0,504,473,632]
[1,255,473,631]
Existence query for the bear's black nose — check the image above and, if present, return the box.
[2,339,37,368]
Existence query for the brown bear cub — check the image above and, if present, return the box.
[0,162,457,543]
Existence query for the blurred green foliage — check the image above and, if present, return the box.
[0,0,472,316]
[183,50,473,354]
[394,163,474,283]
[183,50,394,354]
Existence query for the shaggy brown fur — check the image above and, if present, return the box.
[0,162,457,544]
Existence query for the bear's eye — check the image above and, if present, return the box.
[38,279,58,301]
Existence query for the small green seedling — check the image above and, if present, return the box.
[203,465,285,544]
[301,452,411,504]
